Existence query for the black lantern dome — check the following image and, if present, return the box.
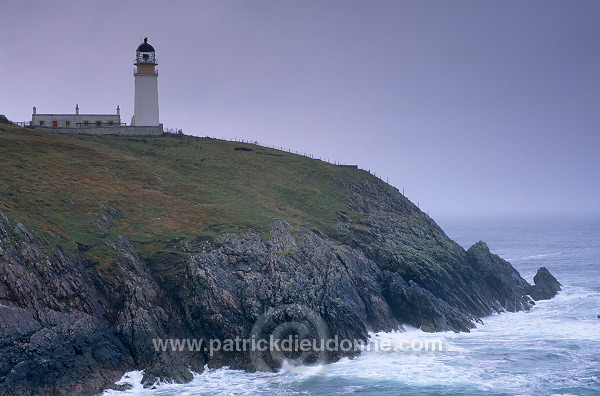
[137,38,155,52]
[135,37,157,65]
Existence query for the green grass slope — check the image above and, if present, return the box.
[0,123,364,269]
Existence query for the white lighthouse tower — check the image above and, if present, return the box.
[132,38,159,126]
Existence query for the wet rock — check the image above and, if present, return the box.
[0,175,562,394]
[529,267,562,300]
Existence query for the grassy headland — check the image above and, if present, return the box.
[0,123,363,268]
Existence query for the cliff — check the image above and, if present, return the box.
[0,123,560,395]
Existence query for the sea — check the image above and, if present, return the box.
[104,215,600,395]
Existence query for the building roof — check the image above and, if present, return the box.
[137,37,155,52]
[33,114,119,117]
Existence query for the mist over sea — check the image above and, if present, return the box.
[105,215,600,395]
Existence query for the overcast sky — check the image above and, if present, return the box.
[3,0,599,217]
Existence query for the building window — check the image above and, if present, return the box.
[108,121,114,126]
[39,121,45,126]
[65,121,71,127]
[52,121,58,128]
[84,121,89,127]
[95,121,102,127]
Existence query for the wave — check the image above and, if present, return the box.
[505,251,563,262]
[103,283,600,395]
[103,367,279,395]
[103,371,146,395]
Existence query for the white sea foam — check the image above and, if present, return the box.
[103,370,146,395]
[103,367,280,395]
[278,360,328,376]
[102,281,600,395]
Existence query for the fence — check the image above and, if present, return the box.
[224,136,426,214]
[162,130,408,197]
[16,121,423,214]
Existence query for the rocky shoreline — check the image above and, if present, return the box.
[0,174,561,395]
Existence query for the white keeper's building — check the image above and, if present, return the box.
[31,104,122,128]
[31,38,162,136]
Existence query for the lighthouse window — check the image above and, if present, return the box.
[143,53,149,60]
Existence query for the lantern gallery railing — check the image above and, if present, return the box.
[135,56,157,64]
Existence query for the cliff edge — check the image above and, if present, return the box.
[0,124,560,394]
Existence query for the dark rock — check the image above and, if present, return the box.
[0,175,562,394]
[14,223,34,243]
[529,267,562,300]
[465,241,534,312]
[0,214,204,394]
[0,308,132,396]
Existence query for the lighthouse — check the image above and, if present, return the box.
[132,38,159,126]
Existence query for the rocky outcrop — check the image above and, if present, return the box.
[529,267,562,300]
[0,174,562,395]
[0,217,202,395]
[0,220,133,395]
